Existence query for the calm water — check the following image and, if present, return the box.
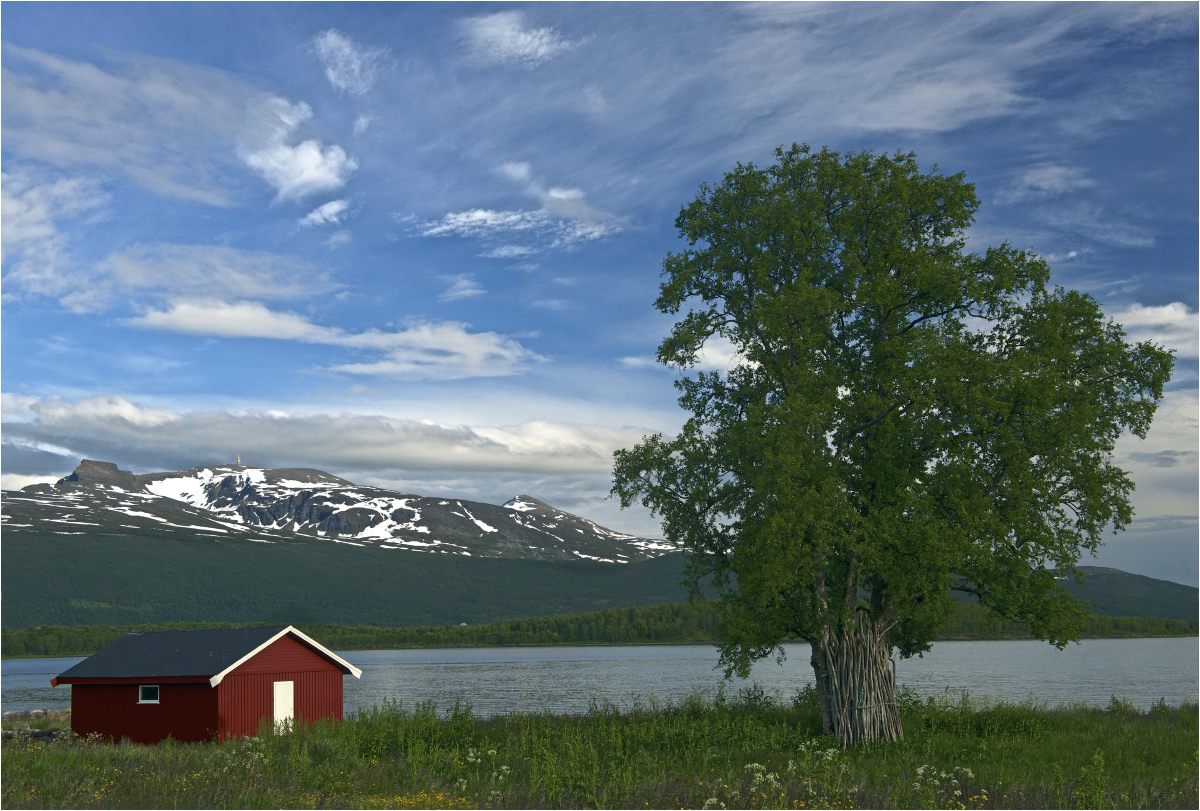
[5,637,1196,716]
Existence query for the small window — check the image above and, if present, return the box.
[138,685,160,704]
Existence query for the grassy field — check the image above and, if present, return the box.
[2,688,1195,809]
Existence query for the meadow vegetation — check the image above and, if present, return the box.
[3,688,1196,809]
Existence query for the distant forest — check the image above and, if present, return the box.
[4,600,1195,658]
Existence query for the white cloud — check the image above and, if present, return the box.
[2,45,359,205]
[1114,388,1199,521]
[325,230,352,249]
[439,276,486,301]
[419,162,622,253]
[997,164,1097,203]
[482,245,537,259]
[244,140,358,202]
[35,393,180,428]
[499,161,534,183]
[124,299,542,381]
[461,11,576,67]
[1106,302,1198,359]
[5,237,334,315]
[1,473,59,490]
[104,243,332,302]
[330,321,543,380]
[126,299,340,342]
[353,114,373,135]
[1041,203,1155,249]
[240,97,357,202]
[313,30,387,96]
[300,199,350,227]
[1,169,109,308]
[1,44,273,206]
[420,208,615,250]
[619,335,750,372]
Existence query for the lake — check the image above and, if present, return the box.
[5,637,1196,716]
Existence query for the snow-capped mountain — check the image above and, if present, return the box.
[2,460,675,563]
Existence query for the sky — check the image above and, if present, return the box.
[2,3,1197,586]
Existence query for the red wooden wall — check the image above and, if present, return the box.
[71,683,217,744]
[216,635,345,739]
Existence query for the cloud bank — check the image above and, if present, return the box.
[1,394,642,477]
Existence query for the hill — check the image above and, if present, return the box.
[1,530,692,629]
[1059,566,1198,621]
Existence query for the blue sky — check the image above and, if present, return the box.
[2,3,1197,585]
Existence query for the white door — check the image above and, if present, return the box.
[273,680,294,728]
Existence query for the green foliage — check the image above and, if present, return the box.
[2,695,1196,809]
[612,144,1176,680]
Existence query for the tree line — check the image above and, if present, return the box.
[3,601,1195,658]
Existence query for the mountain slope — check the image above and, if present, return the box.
[4,460,674,563]
[1061,567,1198,621]
[1,529,692,629]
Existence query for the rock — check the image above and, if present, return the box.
[58,460,138,490]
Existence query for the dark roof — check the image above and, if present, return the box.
[55,626,290,680]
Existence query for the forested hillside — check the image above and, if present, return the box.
[2,532,691,629]
[5,600,1195,658]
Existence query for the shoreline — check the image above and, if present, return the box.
[4,630,1196,661]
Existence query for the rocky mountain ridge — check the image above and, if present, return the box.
[3,459,674,563]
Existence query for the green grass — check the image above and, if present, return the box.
[3,690,1196,809]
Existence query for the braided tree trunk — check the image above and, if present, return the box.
[810,612,903,746]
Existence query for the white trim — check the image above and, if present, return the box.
[138,684,160,704]
[208,625,363,687]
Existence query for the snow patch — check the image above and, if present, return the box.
[458,502,497,533]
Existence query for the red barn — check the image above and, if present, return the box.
[50,625,362,744]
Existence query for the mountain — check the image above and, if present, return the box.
[1058,567,1198,622]
[2,460,1193,630]
[5,460,674,563]
[2,460,692,629]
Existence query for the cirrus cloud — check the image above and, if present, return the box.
[461,11,578,67]
[313,30,387,96]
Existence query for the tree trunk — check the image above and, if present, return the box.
[810,612,903,746]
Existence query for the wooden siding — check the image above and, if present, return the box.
[71,683,217,744]
[227,634,336,676]
[216,636,345,738]
[217,670,343,738]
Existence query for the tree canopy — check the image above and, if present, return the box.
[612,144,1174,744]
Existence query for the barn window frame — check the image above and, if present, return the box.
[138,685,160,704]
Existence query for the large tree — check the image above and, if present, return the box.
[611,145,1174,746]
